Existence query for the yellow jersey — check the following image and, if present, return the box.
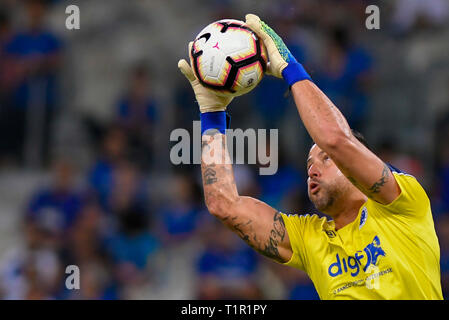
[281,170,443,300]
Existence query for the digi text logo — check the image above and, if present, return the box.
[328,235,386,278]
[170,121,278,175]
[328,235,387,292]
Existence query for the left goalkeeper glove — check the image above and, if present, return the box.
[245,14,312,87]
[178,42,233,113]
[178,42,232,134]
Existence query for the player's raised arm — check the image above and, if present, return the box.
[246,14,400,205]
[178,44,292,263]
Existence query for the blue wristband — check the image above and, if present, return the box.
[281,52,312,86]
[200,111,227,135]
[282,62,312,87]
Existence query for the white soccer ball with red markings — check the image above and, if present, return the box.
[190,19,267,97]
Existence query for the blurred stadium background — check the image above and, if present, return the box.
[0,0,448,299]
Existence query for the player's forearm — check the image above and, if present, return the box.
[291,80,353,150]
[201,132,292,263]
[201,132,239,218]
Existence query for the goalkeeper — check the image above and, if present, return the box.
[178,14,443,300]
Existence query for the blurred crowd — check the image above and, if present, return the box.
[0,0,448,299]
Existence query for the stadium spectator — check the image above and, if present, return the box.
[0,9,16,164]
[314,25,373,131]
[233,164,260,199]
[108,160,149,215]
[105,203,160,298]
[66,201,107,265]
[257,146,305,210]
[59,202,119,299]
[157,174,207,244]
[2,0,63,166]
[251,17,307,129]
[174,76,199,131]
[114,63,158,170]
[62,261,119,300]
[87,127,128,211]
[392,0,449,36]
[25,158,83,245]
[269,262,319,300]
[195,220,262,299]
[0,220,62,299]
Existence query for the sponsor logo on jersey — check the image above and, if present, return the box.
[328,235,386,277]
[359,207,368,229]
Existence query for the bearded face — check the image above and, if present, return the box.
[308,173,347,212]
[306,144,351,214]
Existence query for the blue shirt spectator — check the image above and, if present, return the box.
[158,174,205,242]
[196,222,259,286]
[88,159,115,210]
[288,283,320,300]
[87,127,128,211]
[4,0,62,110]
[161,205,201,238]
[107,233,160,270]
[5,30,61,57]
[315,27,373,130]
[106,204,159,270]
[197,244,258,281]
[26,159,82,233]
[27,188,82,232]
[117,97,158,129]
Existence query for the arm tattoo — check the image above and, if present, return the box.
[201,140,210,152]
[228,211,287,263]
[201,133,220,185]
[368,164,390,194]
[261,211,286,261]
[200,134,288,261]
[231,216,252,244]
[201,133,237,207]
[203,165,217,185]
[348,163,390,196]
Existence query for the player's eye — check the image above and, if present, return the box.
[307,163,313,172]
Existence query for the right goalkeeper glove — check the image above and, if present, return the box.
[245,14,312,87]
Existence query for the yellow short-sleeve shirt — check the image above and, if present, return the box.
[281,171,443,300]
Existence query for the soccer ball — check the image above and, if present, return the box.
[190,19,267,97]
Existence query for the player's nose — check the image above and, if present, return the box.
[308,163,321,179]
